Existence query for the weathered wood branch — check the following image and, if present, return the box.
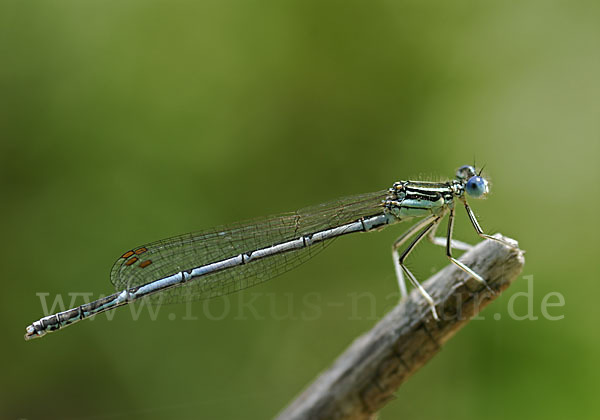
[276,234,525,420]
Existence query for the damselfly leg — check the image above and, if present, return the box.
[391,215,439,298]
[444,208,494,295]
[462,198,517,249]
[427,221,472,251]
[393,216,443,320]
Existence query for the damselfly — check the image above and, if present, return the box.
[25,165,513,340]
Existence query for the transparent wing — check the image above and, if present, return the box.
[110,190,389,304]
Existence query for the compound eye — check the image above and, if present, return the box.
[465,176,489,198]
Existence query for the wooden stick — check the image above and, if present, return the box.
[276,234,525,420]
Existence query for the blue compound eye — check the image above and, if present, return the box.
[465,176,489,198]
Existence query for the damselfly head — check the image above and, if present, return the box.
[456,165,489,198]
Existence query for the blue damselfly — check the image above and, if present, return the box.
[25,165,512,340]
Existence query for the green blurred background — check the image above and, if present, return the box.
[2,1,598,419]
